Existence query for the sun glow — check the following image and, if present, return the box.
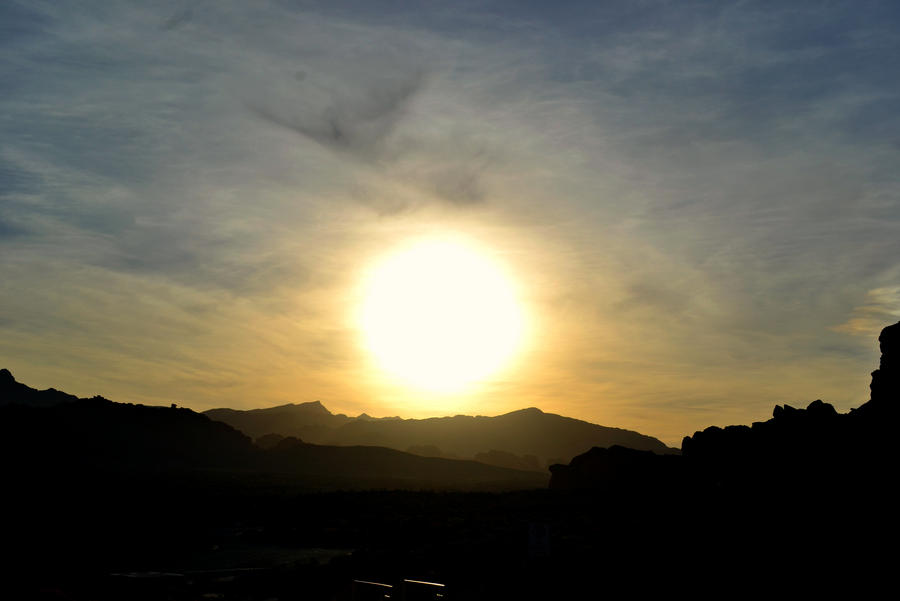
[358,237,527,393]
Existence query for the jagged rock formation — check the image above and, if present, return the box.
[864,320,900,414]
[551,320,900,493]
[680,398,853,491]
[680,321,899,493]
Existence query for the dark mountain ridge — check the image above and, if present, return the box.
[205,401,354,446]
[1,367,79,407]
[205,402,677,468]
[0,373,547,491]
[3,368,677,469]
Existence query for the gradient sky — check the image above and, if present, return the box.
[2,0,899,445]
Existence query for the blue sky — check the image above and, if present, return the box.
[2,0,899,444]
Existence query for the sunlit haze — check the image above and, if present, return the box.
[358,237,526,394]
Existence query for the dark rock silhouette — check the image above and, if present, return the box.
[205,403,678,468]
[863,319,900,415]
[551,320,900,496]
[679,322,900,496]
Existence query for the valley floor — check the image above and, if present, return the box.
[9,469,895,600]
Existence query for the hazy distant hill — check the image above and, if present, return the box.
[205,403,678,467]
[265,437,548,489]
[205,401,352,445]
[0,370,546,491]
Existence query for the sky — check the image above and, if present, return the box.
[2,0,899,446]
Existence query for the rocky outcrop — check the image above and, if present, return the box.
[680,398,849,489]
[678,320,900,491]
[552,321,900,493]
[865,320,900,414]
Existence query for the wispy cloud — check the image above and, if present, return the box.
[248,69,425,159]
[833,287,900,337]
[2,0,899,444]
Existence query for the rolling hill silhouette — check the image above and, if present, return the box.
[205,404,677,468]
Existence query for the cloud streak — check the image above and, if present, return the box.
[1,0,899,444]
[248,69,425,158]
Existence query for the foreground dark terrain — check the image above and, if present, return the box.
[4,322,899,599]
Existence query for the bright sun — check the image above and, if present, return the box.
[358,237,527,393]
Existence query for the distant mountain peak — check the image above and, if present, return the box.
[1,368,14,384]
[298,400,337,417]
[205,397,675,466]
[301,400,329,412]
[255,400,332,414]
[514,407,544,415]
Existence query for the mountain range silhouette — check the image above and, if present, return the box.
[0,373,547,492]
[204,402,678,469]
[3,322,898,599]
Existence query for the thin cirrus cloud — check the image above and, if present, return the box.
[1,0,899,444]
